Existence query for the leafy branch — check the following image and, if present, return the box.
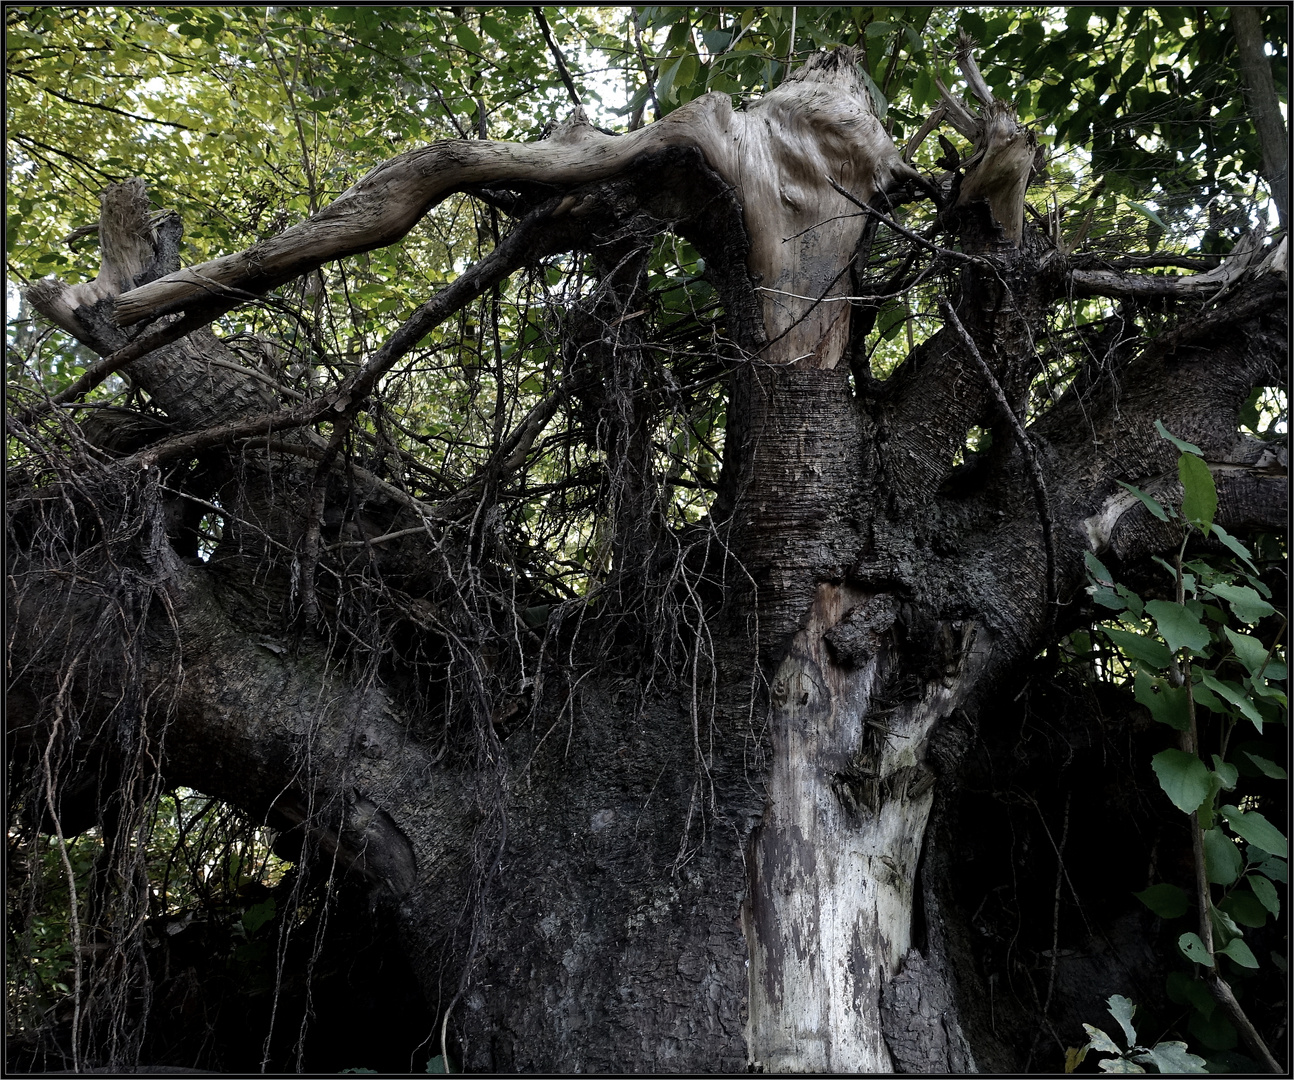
[1078,422,1286,1072]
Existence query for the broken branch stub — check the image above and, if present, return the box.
[929,33,1041,249]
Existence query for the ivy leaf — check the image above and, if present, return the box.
[1155,419,1203,455]
[1202,827,1242,885]
[1135,882,1189,918]
[1151,749,1211,814]
[1217,938,1259,968]
[1202,583,1276,624]
[1220,805,1288,858]
[1177,453,1217,533]
[1116,479,1169,521]
[1177,931,1212,966]
[1143,600,1210,653]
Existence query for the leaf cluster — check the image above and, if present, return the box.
[1079,424,1287,1063]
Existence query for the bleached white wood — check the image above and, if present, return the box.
[744,586,991,1071]
[114,52,918,372]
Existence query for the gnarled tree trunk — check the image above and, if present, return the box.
[13,43,1286,1073]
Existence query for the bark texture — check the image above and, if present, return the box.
[11,44,1288,1075]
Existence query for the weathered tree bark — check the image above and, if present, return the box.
[1230,6,1289,230]
[13,44,1287,1074]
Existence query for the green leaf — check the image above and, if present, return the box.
[1155,419,1203,455]
[1104,627,1172,669]
[857,65,887,118]
[1224,627,1271,678]
[1249,873,1280,916]
[1209,902,1241,943]
[1177,453,1217,532]
[452,23,482,53]
[1237,386,1263,433]
[1135,882,1189,918]
[1208,523,1259,575]
[1083,1024,1123,1055]
[1092,586,1128,610]
[1151,749,1210,814]
[1260,657,1287,682]
[1140,1041,1207,1073]
[1202,583,1276,625]
[1249,851,1288,884]
[1143,600,1210,653]
[1187,1008,1237,1051]
[1134,671,1189,730]
[1166,970,1216,1018]
[1116,479,1169,521]
[1116,584,1144,617]
[1085,550,1115,584]
[1210,755,1238,791]
[1241,750,1286,780]
[241,897,276,934]
[1198,674,1265,731]
[655,54,684,105]
[1217,938,1259,968]
[1191,677,1228,716]
[1178,931,1212,966]
[1202,827,1242,885]
[1106,995,1139,1047]
[1220,806,1288,858]
[1151,556,1194,594]
[1129,201,1168,231]
[1219,889,1268,927]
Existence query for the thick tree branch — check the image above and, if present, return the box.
[111,51,922,375]
[1068,231,1281,301]
[109,102,737,327]
[1230,6,1289,229]
[940,297,1057,616]
[127,193,577,469]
